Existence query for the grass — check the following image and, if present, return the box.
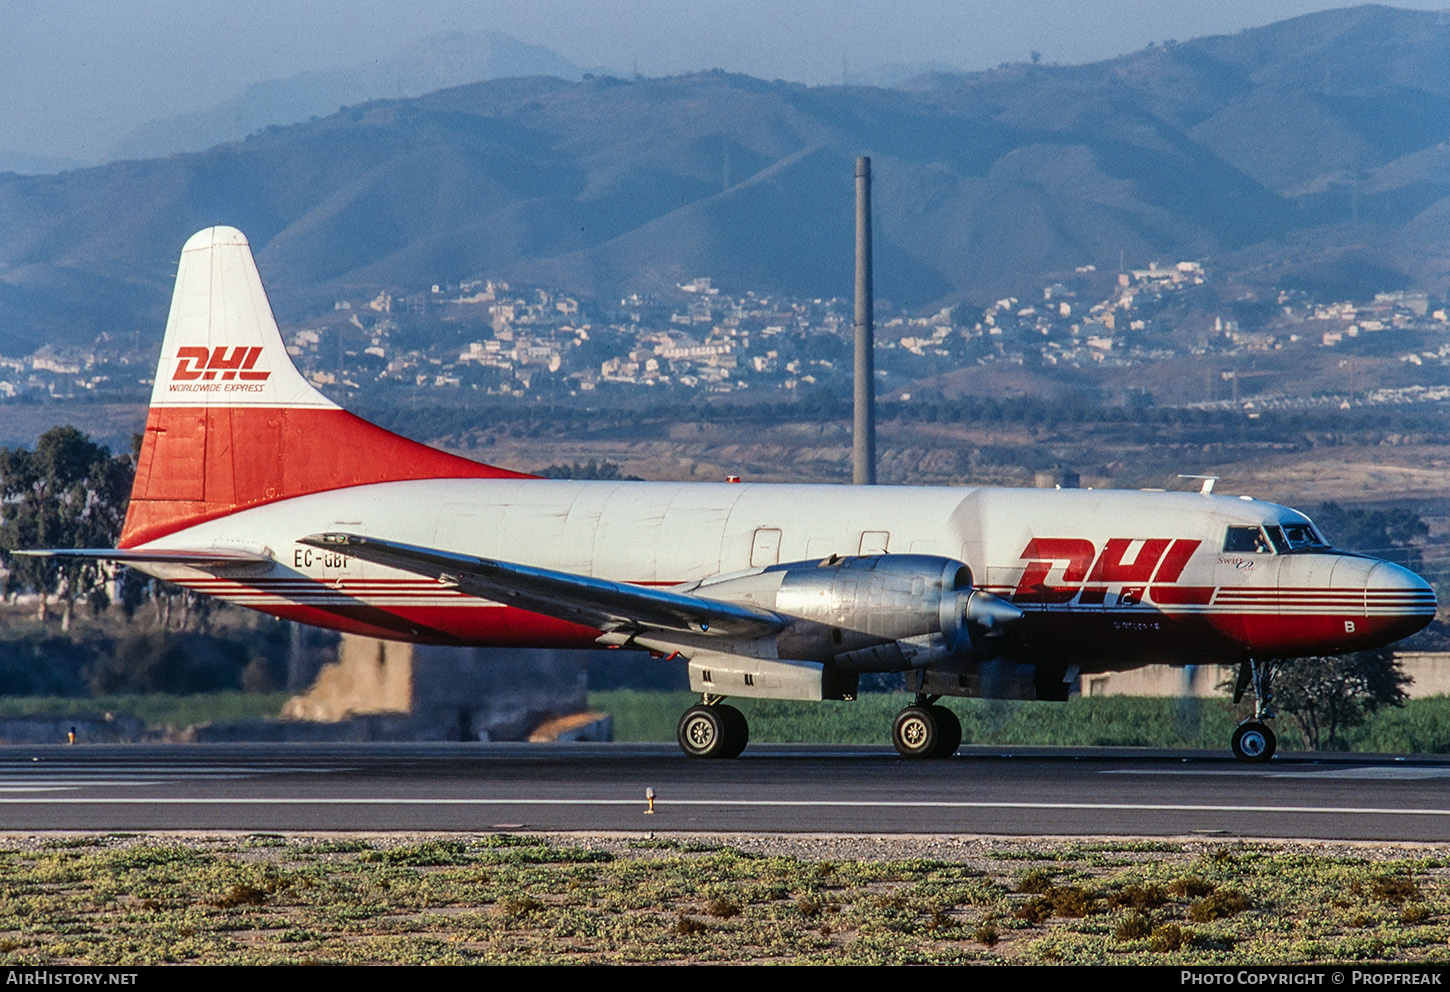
[0,689,1447,753]
[0,835,1447,965]
[0,693,291,732]
[592,690,1450,753]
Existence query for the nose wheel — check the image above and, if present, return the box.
[1230,721,1276,762]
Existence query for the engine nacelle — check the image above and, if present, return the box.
[690,554,1020,672]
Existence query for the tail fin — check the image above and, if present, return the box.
[121,227,529,547]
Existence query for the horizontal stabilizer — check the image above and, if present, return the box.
[300,532,785,639]
[15,546,273,567]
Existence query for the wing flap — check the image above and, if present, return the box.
[300,532,784,639]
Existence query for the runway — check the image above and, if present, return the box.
[2,743,1449,841]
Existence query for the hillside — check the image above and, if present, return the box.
[2,5,1450,354]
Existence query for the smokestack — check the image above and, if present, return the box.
[853,156,876,485]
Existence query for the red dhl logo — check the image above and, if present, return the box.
[1013,537,1203,605]
[173,346,270,382]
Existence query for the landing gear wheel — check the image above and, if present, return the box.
[892,705,940,759]
[929,705,962,758]
[717,704,749,758]
[678,705,729,758]
[677,704,748,759]
[1231,721,1276,763]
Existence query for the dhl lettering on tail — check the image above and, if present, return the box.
[172,346,270,382]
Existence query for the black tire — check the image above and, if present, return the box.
[929,705,962,758]
[678,705,730,759]
[1034,665,1072,701]
[892,705,940,759]
[718,704,749,758]
[1231,721,1276,763]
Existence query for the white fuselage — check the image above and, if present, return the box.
[132,478,1435,666]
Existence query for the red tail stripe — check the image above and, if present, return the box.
[121,405,534,546]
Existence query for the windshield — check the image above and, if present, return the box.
[1278,522,1331,551]
[1224,522,1332,555]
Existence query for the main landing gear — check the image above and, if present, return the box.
[892,697,962,759]
[1230,658,1278,763]
[677,700,749,759]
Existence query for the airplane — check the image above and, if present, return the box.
[22,227,1439,762]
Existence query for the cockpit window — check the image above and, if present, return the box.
[1265,525,1289,554]
[1223,526,1273,554]
[1279,522,1330,551]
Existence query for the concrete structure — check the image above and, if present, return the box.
[1079,654,1450,699]
[279,635,606,741]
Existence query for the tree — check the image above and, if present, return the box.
[538,459,643,481]
[0,427,133,630]
[1311,502,1428,570]
[1269,649,1410,751]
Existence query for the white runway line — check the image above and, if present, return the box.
[0,796,1445,817]
[0,763,343,792]
[1102,767,1450,779]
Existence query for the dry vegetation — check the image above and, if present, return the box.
[0,833,1447,965]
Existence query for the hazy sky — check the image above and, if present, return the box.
[4,1,1446,163]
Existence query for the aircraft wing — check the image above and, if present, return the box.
[299,532,785,639]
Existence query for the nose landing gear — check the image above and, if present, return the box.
[1230,659,1278,763]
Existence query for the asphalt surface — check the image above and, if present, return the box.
[1,742,1449,841]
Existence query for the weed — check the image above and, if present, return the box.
[1187,888,1252,922]
[1109,884,1169,911]
[705,897,740,919]
[1169,876,1216,899]
[1115,911,1153,941]
[1016,896,1053,923]
[365,840,471,867]
[1149,922,1189,952]
[1401,904,1431,925]
[1015,868,1054,893]
[213,884,268,909]
[1358,875,1420,904]
[675,915,705,936]
[1017,884,1101,922]
[298,839,371,856]
[498,896,543,918]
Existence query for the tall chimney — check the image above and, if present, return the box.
[853,156,876,485]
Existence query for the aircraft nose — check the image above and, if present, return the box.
[1366,559,1438,642]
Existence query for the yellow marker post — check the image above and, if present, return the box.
[645,787,655,814]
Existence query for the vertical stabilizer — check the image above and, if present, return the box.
[122,227,529,547]
[149,226,337,412]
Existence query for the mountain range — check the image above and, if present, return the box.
[2,4,1450,355]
